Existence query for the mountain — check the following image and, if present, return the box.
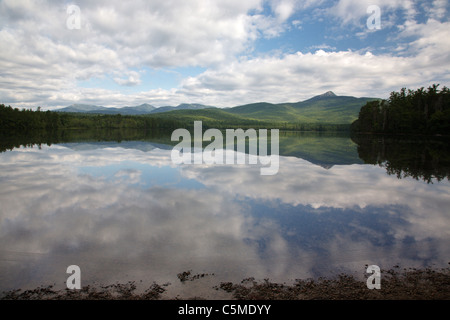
[54,103,213,115]
[56,104,109,113]
[55,103,156,115]
[226,92,379,123]
[305,91,336,100]
[150,103,216,114]
[54,92,379,124]
[226,102,297,122]
[121,103,156,114]
[286,92,379,123]
[143,107,254,124]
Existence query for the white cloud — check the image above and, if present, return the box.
[271,0,295,21]
[326,0,417,26]
[177,46,450,106]
[113,71,142,87]
[0,0,449,109]
[0,0,297,107]
[427,0,448,19]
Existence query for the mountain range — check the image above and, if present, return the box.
[54,103,215,115]
[53,92,379,124]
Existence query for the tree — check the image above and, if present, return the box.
[351,84,450,135]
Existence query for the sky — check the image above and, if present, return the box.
[0,0,449,110]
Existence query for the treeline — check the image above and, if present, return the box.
[351,84,450,135]
[0,104,61,130]
[0,104,183,132]
[1,103,351,133]
[198,121,350,131]
[0,128,176,153]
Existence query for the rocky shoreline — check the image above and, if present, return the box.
[2,266,449,300]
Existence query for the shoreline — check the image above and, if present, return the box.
[2,266,449,300]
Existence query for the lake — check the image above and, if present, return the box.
[0,131,449,298]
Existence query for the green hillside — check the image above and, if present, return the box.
[222,94,378,124]
[1,92,379,134]
[286,95,380,123]
[47,91,379,128]
[227,103,300,122]
[143,92,379,129]
[145,108,266,128]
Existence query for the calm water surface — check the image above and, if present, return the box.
[0,132,449,297]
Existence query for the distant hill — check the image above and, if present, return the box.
[226,91,379,123]
[56,104,110,113]
[121,103,156,114]
[144,107,256,126]
[54,92,379,124]
[55,103,155,115]
[150,103,216,114]
[54,103,214,115]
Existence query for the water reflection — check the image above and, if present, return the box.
[0,134,449,295]
[352,134,450,183]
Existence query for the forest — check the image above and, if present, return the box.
[0,104,184,132]
[351,84,450,135]
[0,103,350,133]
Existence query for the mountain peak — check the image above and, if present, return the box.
[302,91,338,103]
[320,91,336,97]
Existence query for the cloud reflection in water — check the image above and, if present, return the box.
[0,144,449,292]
